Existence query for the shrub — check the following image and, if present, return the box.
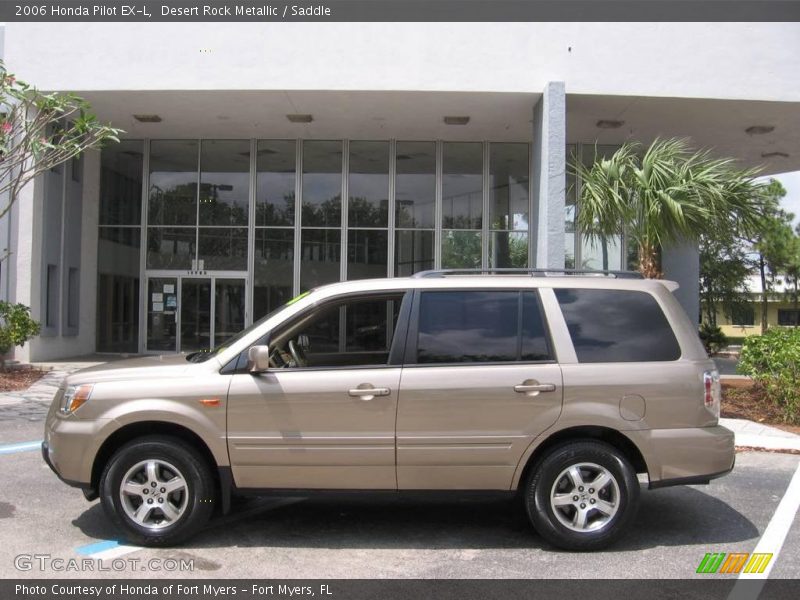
[699,322,728,355]
[0,302,41,370]
[738,328,800,424]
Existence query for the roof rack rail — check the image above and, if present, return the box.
[412,268,644,279]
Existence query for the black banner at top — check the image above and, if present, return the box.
[1,0,800,22]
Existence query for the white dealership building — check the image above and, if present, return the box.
[1,22,799,360]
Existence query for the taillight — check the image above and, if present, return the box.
[703,370,721,419]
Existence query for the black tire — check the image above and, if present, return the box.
[524,440,639,551]
[99,436,216,546]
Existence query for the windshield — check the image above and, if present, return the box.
[185,291,312,363]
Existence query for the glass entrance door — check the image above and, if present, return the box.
[180,278,212,352]
[145,275,247,353]
[147,277,178,352]
[214,279,246,348]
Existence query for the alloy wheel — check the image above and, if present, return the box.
[119,459,189,530]
[549,461,620,532]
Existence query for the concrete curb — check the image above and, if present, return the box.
[720,417,800,453]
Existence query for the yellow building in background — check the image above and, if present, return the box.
[711,276,799,338]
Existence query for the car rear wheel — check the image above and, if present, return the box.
[524,440,639,551]
[100,436,215,546]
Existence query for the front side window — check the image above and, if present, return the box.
[555,288,681,363]
[269,293,404,369]
[415,290,551,364]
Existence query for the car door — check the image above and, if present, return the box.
[227,291,409,490]
[396,288,563,490]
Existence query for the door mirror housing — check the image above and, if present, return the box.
[247,345,271,373]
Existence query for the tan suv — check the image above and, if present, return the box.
[43,270,734,550]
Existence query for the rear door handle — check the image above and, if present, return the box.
[348,387,391,400]
[514,382,557,395]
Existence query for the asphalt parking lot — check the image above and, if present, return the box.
[0,405,798,580]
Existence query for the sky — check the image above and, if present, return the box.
[763,170,800,228]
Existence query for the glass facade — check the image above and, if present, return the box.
[254,140,296,318]
[442,142,483,268]
[301,140,343,291]
[489,143,529,268]
[96,138,537,354]
[97,140,143,353]
[395,141,435,276]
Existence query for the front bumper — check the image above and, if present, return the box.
[41,440,89,490]
[628,425,736,489]
[43,414,112,491]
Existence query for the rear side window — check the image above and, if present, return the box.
[415,290,551,364]
[555,288,681,363]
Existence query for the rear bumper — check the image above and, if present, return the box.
[628,425,736,489]
[649,464,734,489]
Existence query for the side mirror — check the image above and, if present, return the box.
[247,345,270,373]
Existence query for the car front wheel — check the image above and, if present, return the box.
[524,440,640,551]
[99,436,215,546]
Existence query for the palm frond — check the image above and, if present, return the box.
[569,137,766,275]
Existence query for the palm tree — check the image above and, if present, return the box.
[571,138,765,278]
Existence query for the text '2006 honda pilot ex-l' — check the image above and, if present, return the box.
[43,269,734,551]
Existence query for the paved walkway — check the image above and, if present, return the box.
[0,357,109,422]
[1,358,799,452]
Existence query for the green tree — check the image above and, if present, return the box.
[442,231,481,268]
[747,180,794,332]
[739,328,800,423]
[0,302,41,371]
[780,225,800,324]
[699,225,751,327]
[0,61,121,227]
[571,138,765,278]
[507,234,528,268]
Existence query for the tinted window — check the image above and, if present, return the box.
[416,291,552,364]
[555,289,681,363]
[522,292,551,361]
[275,294,403,368]
[298,300,401,355]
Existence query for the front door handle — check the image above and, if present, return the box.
[514,381,557,395]
[348,386,391,401]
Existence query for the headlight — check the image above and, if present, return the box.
[61,384,94,414]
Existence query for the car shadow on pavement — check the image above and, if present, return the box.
[73,484,758,552]
[71,505,121,541]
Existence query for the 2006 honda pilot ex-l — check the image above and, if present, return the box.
[43,270,734,551]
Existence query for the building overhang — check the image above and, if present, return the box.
[75,89,800,175]
[568,94,800,175]
[76,90,541,143]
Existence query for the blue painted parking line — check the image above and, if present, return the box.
[0,440,42,455]
[75,539,141,559]
[76,540,120,556]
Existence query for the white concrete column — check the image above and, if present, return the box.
[79,149,101,352]
[662,241,701,326]
[25,150,100,360]
[10,175,42,362]
[532,82,566,269]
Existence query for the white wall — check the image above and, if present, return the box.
[4,23,800,102]
[15,151,100,362]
